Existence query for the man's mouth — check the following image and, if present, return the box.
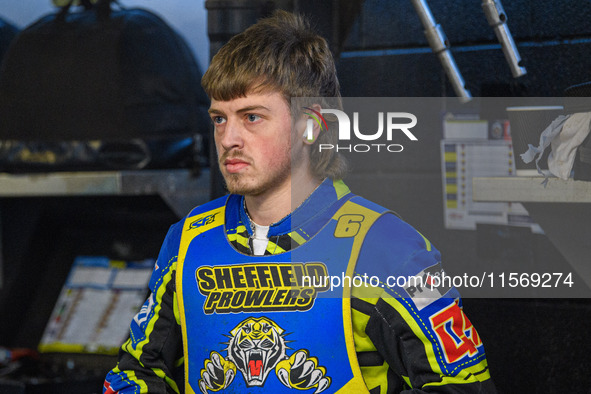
[224,158,249,173]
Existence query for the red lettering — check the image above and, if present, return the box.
[430,300,482,364]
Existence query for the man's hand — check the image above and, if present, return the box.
[276,350,331,393]
[198,351,236,393]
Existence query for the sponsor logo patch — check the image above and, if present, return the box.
[190,212,219,229]
[402,262,452,310]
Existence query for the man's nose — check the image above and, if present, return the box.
[218,119,244,151]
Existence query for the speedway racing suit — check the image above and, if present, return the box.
[104,178,495,393]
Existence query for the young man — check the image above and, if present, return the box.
[104,10,496,394]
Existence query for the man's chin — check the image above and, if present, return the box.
[223,176,262,196]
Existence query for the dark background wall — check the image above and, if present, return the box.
[339,0,591,97]
[335,1,591,393]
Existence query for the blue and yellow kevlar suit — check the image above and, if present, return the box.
[104,179,495,393]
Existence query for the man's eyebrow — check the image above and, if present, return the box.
[236,105,270,113]
[208,108,224,115]
[208,105,271,115]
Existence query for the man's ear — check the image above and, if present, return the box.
[302,104,323,145]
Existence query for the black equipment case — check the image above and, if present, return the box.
[0,17,18,61]
[0,0,210,171]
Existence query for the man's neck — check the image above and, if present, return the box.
[244,173,322,226]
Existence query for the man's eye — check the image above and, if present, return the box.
[246,114,261,122]
[212,116,225,125]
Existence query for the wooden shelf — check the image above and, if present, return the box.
[473,176,591,203]
[0,169,210,217]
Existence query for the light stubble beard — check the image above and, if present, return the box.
[219,149,292,197]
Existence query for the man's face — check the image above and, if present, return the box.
[209,91,297,197]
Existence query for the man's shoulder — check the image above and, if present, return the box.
[164,194,233,239]
[346,195,437,258]
[185,194,231,218]
[343,195,390,214]
[342,195,412,235]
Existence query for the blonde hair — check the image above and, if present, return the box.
[201,10,347,180]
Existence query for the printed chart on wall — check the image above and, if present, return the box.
[38,256,154,355]
[440,114,541,232]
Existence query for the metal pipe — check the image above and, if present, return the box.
[411,0,472,101]
[482,0,527,78]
